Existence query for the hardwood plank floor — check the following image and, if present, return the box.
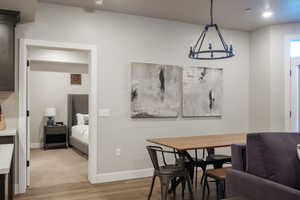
[18,148,218,200]
[16,177,217,200]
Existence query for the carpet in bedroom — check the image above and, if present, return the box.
[30,148,88,188]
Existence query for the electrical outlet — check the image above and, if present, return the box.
[115,148,121,156]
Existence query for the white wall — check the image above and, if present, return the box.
[12,3,250,175]
[249,27,271,131]
[249,23,300,132]
[29,68,89,146]
[270,23,300,131]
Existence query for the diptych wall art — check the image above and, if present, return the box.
[130,63,223,118]
[182,67,223,117]
[131,63,181,118]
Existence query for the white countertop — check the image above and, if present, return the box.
[0,129,16,136]
[0,144,14,174]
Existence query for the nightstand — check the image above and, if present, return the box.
[44,125,68,150]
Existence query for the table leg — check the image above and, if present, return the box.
[8,162,13,200]
[0,174,5,200]
[180,150,196,183]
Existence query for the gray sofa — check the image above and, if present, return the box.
[226,132,300,200]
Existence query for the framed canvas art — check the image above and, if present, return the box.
[182,67,223,117]
[70,74,82,85]
[131,62,181,118]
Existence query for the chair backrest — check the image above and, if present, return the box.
[146,146,163,171]
[206,148,215,156]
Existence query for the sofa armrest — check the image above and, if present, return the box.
[231,143,246,171]
[226,169,300,200]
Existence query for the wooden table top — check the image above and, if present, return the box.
[147,133,247,150]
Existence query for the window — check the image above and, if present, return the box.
[291,41,300,57]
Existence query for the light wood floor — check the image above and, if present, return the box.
[15,177,217,200]
[16,148,217,200]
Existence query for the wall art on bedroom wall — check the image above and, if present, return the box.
[70,74,82,85]
[182,66,223,117]
[131,62,181,118]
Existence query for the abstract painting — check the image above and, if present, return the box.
[70,74,82,85]
[182,67,223,117]
[131,62,181,118]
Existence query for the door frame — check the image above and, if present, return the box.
[284,35,300,131]
[18,39,98,193]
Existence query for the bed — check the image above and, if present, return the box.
[68,94,89,156]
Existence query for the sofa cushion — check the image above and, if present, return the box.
[246,132,300,189]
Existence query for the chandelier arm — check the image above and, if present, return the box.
[197,30,207,53]
[215,25,228,50]
[193,29,206,52]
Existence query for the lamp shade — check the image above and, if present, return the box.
[45,108,56,117]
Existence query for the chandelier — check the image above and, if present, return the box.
[189,0,235,60]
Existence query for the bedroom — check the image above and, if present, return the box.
[28,46,90,188]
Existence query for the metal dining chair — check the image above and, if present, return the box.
[146,146,194,200]
[194,148,231,186]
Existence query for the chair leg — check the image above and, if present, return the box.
[200,165,207,185]
[148,175,156,200]
[206,176,210,195]
[201,174,207,200]
[181,178,186,200]
[217,180,225,200]
[171,179,177,198]
[216,181,220,200]
[195,166,198,187]
[185,173,194,200]
[160,176,171,200]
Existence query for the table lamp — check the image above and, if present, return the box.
[45,108,56,126]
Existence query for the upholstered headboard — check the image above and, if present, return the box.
[67,94,89,134]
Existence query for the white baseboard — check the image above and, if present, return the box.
[30,143,42,149]
[94,168,153,183]
[14,184,19,194]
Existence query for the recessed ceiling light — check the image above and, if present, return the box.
[95,0,103,6]
[262,11,273,18]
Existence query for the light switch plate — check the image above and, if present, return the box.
[99,109,111,117]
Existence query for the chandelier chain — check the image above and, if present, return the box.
[210,0,214,25]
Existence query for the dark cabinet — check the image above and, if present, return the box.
[0,10,19,92]
[44,125,68,149]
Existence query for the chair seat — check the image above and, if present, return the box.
[158,164,185,175]
[206,167,231,180]
[192,155,231,166]
[206,154,231,162]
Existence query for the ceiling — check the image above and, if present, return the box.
[2,0,300,30]
[39,0,300,31]
[0,0,38,22]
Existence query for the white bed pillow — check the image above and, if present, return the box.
[76,113,84,125]
[83,114,89,125]
[76,113,89,125]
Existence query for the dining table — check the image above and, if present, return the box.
[147,133,247,151]
[147,133,247,190]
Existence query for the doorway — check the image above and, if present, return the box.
[289,40,300,132]
[18,39,98,193]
